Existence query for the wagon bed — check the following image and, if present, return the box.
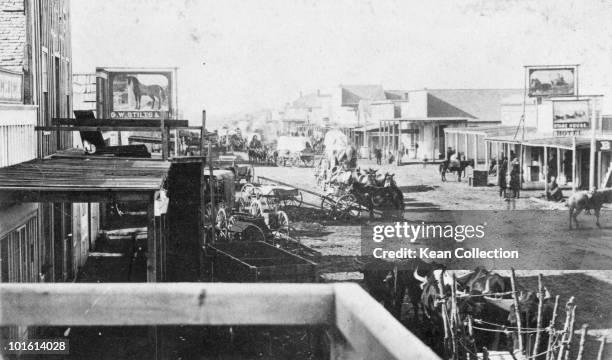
[204,241,317,282]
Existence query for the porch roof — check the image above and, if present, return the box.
[485,133,592,150]
[445,125,535,137]
[0,153,171,203]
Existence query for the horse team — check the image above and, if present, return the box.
[359,260,556,357]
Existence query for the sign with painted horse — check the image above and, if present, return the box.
[96,68,177,120]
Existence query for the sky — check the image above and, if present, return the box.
[71,0,612,125]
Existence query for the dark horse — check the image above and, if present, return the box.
[127,76,166,110]
[439,157,474,182]
[347,175,404,218]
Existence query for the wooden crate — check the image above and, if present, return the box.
[469,170,488,187]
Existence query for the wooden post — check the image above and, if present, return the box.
[147,192,156,282]
[437,272,451,356]
[485,141,490,174]
[544,146,549,195]
[519,144,525,189]
[572,137,577,192]
[473,134,478,169]
[596,336,606,360]
[200,121,207,246]
[208,142,216,245]
[510,268,524,357]
[533,274,544,358]
[556,297,575,360]
[161,113,167,160]
[575,324,588,360]
[563,304,577,360]
[557,148,561,183]
[545,295,560,360]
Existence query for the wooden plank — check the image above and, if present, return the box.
[51,117,189,128]
[36,126,180,132]
[0,189,152,203]
[333,283,441,360]
[147,192,157,282]
[0,283,335,326]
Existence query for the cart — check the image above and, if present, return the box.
[275,136,315,167]
[203,241,317,282]
[215,154,254,187]
[239,182,303,211]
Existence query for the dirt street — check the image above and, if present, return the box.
[247,162,612,358]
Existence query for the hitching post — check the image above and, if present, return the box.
[510,268,524,356]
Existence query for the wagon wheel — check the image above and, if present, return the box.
[283,192,303,208]
[250,198,265,217]
[320,196,336,216]
[237,196,248,212]
[304,157,315,167]
[216,208,229,239]
[241,183,255,199]
[241,224,266,242]
[274,210,290,239]
[335,194,361,220]
[204,202,226,223]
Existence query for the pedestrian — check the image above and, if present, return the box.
[498,154,508,198]
[546,176,564,202]
[414,143,419,159]
[388,151,395,164]
[509,159,520,198]
[375,146,382,165]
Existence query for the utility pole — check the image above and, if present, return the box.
[589,98,597,190]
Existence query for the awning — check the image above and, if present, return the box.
[444,125,535,137]
[0,155,171,203]
[486,134,591,150]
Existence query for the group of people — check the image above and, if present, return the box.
[371,146,395,165]
[496,152,521,200]
[494,150,563,202]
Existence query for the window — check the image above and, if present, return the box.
[0,216,38,283]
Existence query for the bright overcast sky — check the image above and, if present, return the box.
[71,0,612,124]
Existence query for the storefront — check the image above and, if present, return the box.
[371,118,467,163]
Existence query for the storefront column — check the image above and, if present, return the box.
[544,146,548,195]
[473,135,478,168]
[454,133,459,154]
[572,137,577,192]
[464,133,468,158]
[485,142,490,173]
[556,148,561,184]
[519,144,524,189]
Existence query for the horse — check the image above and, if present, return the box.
[439,156,474,182]
[568,188,612,229]
[126,76,166,110]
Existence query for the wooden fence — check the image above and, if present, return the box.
[0,282,440,360]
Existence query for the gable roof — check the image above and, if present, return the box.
[292,92,330,109]
[340,85,386,106]
[426,89,523,122]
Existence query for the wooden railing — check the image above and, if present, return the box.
[0,283,440,360]
[0,110,37,168]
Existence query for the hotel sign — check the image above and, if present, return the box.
[0,68,23,103]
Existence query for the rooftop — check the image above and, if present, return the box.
[0,154,171,203]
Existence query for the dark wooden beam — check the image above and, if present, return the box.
[0,189,152,203]
[147,192,157,283]
[51,118,189,128]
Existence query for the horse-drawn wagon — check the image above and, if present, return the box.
[215,155,254,187]
[239,182,303,212]
[275,136,316,167]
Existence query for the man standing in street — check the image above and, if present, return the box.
[375,146,382,165]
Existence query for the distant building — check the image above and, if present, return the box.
[354,88,523,161]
